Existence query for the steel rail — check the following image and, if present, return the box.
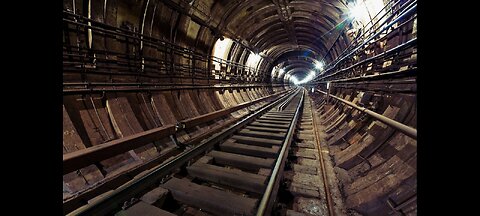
[315,89,416,139]
[311,97,335,216]
[256,89,305,216]
[63,90,289,174]
[278,88,298,111]
[65,89,297,215]
[63,96,288,213]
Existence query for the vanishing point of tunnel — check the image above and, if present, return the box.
[62,0,417,215]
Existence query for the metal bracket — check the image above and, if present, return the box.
[170,134,185,150]
[175,122,186,131]
[121,197,139,210]
[386,198,403,215]
[170,122,186,149]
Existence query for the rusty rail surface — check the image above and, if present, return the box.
[66,88,298,215]
[311,97,335,216]
[315,89,416,139]
[63,90,289,174]
[256,89,304,216]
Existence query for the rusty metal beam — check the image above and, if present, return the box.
[63,114,245,215]
[63,90,289,174]
[311,97,335,216]
[63,125,176,175]
[315,89,417,139]
[65,89,297,216]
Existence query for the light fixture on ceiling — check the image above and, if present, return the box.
[349,2,364,20]
[315,61,324,70]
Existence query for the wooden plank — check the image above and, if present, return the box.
[258,168,272,176]
[232,90,246,104]
[297,133,315,141]
[188,90,209,115]
[161,177,258,216]
[256,119,292,124]
[263,113,294,118]
[292,149,317,160]
[187,163,267,194]
[288,182,320,198]
[115,201,175,216]
[259,116,293,121]
[220,140,280,158]
[63,106,103,192]
[161,91,185,120]
[151,93,178,125]
[140,187,169,205]
[291,164,317,175]
[63,124,175,174]
[231,135,283,147]
[246,126,288,133]
[172,90,199,119]
[208,150,274,171]
[64,92,281,174]
[267,111,295,114]
[65,95,135,173]
[294,142,315,149]
[129,93,163,130]
[106,95,158,160]
[237,129,286,140]
[250,122,290,129]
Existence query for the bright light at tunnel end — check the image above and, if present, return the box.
[291,70,316,85]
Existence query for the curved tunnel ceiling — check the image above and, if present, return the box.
[63,0,353,85]
[209,0,351,83]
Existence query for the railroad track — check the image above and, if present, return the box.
[278,96,336,216]
[67,88,336,216]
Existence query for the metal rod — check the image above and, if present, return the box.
[336,0,403,61]
[64,82,286,88]
[329,0,415,68]
[256,89,304,216]
[315,1,417,81]
[63,83,288,94]
[66,89,297,216]
[312,67,416,84]
[315,89,416,139]
[311,97,335,216]
[63,90,288,174]
[320,37,417,80]
[63,13,263,72]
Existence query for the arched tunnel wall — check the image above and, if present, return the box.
[63,85,289,197]
[63,0,416,215]
[309,81,416,214]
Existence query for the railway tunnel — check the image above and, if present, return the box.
[62,0,417,215]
